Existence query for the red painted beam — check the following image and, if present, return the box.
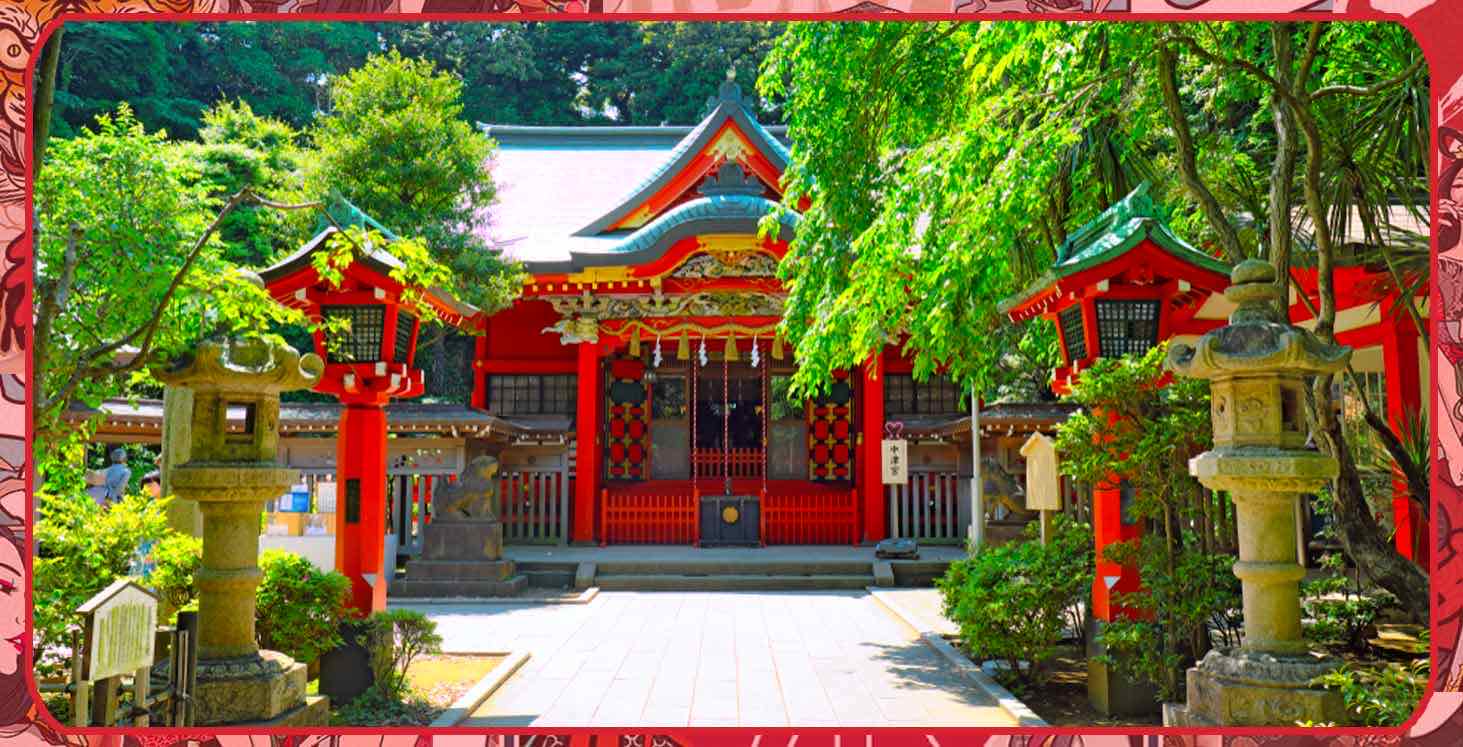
[336,402,389,616]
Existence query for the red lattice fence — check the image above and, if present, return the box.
[600,488,699,545]
[761,488,859,545]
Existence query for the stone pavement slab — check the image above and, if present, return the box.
[395,590,1015,727]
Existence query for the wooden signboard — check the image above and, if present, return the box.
[1019,433,1062,512]
[881,439,908,485]
[77,578,158,682]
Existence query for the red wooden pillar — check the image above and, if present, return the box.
[1090,474,1144,622]
[336,399,390,616]
[470,333,489,410]
[1381,311,1426,564]
[574,341,603,543]
[860,355,887,543]
[1090,408,1144,623]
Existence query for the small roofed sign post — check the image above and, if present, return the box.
[1020,432,1062,544]
[73,579,159,726]
[881,422,908,485]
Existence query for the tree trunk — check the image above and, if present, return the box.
[32,28,64,168]
[1322,408,1428,622]
[1267,23,1298,318]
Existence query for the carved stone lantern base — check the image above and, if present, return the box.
[1164,648,1347,726]
[194,650,329,726]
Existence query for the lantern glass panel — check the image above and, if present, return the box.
[394,311,417,364]
[1058,306,1087,362]
[1094,300,1160,358]
[322,305,386,363]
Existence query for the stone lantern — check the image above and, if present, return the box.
[157,337,327,726]
[1165,260,1351,726]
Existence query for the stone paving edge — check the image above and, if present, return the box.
[392,587,601,605]
[430,650,532,727]
[866,587,1048,727]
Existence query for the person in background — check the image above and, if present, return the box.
[100,447,131,506]
[140,470,162,499]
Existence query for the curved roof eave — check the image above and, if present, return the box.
[522,194,797,275]
[997,221,1232,316]
[571,98,790,238]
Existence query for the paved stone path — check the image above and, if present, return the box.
[396,590,1013,727]
[868,587,960,637]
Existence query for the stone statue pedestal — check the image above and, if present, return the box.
[393,517,526,598]
[1165,648,1346,726]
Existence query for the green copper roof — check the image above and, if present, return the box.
[519,193,797,274]
[999,183,1232,314]
[573,79,790,237]
[312,195,399,241]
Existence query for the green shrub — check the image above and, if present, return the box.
[32,489,174,678]
[1312,659,1427,726]
[330,682,437,726]
[1302,553,1390,653]
[937,516,1092,685]
[366,608,444,699]
[255,550,352,664]
[148,533,202,612]
[1096,535,1241,701]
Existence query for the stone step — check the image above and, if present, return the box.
[891,560,957,587]
[389,575,528,599]
[402,559,518,581]
[594,573,875,591]
[523,569,575,589]
[594,559,874,576]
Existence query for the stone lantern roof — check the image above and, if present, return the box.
[1167,260,1351,381]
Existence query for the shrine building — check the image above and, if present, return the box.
[82,82,1425,614]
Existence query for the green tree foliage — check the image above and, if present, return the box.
[32,488,175,678]
[1054,345,1241,699]
[582,22,785,125]
[52,23,206,140]
[176,101,305,266]
[53,22,786,138]
[54,22,382,139]
[366,608,444,700]
[760,20,1428,615]
[303,51,519,314]
[33,106,305,451]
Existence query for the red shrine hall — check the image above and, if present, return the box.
[251,82,1427,616]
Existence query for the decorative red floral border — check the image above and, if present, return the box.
[2,2,1460,745]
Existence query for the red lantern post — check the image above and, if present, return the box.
[261,226,476,615]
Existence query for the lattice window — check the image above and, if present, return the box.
[884,374,965,416]
[1058,305,1088,362]
[487,375,578,416]
[393,311,416,364]
[322,305,385,363]
[1094,300,1160,358]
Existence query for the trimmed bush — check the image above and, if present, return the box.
[255,550,352,664]
[937,515,1092,685]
